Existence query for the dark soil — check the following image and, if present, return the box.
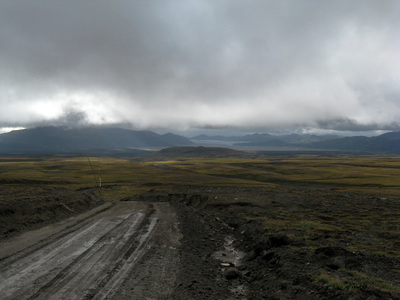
[137,186,400,299]
[1,184,400,299]
[0,185,103,239]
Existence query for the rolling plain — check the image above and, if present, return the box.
[1,152,400,299]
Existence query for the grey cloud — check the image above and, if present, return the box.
[0,1,399,133]
[55,110,88,127]
[317,117,400,132]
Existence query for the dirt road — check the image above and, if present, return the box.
[1,188,399,299]
[0,201,181,299]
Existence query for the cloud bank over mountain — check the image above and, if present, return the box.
[1,1,399,133]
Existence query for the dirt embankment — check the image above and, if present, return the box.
[140,188,400,300]
[0,186,103,239]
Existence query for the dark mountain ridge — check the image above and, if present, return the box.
[1,127,399,156]
[0,126,192,155]
[311,131,400,154]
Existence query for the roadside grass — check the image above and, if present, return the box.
[242,183,400,255]
[314,269,400,295]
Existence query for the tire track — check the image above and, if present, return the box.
[0,202,166,300]
[27,210,150,299]
[109,202,181,299]
[91,217,158,300]
[0,203,114,265]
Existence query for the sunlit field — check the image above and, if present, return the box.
[1,155,400,200]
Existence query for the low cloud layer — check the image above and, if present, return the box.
[1,1,399,133]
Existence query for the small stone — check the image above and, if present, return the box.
[221,263,231,267]
[225,267,240,280]
[327,256,345,270]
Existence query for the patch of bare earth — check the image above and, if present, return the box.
[0,201,180,299]
[169,186,400,300]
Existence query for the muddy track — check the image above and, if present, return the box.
[0,202,180,300]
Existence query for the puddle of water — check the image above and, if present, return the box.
[212,236,245,267]
[213,236,248,298]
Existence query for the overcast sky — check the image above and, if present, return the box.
[1,1,399,135]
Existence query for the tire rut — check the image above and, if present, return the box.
[0,203,114,266]
[0,202,168,300]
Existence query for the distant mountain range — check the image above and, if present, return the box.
[193,133,339,145]
[0,127,192,155]
[193,131,400,154]
[1,126,399,156]
[310,131,400,154]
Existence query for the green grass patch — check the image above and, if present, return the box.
[2,154,400,202]
[314,269,400,295]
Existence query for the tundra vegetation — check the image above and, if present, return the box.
[1,154,399,298]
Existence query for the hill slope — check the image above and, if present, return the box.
[311,131,400,154]
[155,146,251,158]
[0,127,193,155]
[193,131,400,154]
